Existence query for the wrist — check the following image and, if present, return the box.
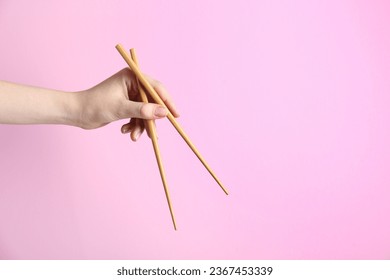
[71,89,105,130]
[65,91,85,129]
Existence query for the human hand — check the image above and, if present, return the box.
[78,68,180,139]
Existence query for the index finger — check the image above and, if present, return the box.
[145,75,180,118]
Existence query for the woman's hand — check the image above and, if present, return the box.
[78,68,180,140]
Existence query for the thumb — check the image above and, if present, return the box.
[122,101,168,120]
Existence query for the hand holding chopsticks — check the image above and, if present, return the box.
[116,44,229,229]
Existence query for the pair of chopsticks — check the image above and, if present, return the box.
[116,44,228,230]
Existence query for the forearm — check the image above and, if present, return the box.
[0,81,82,127]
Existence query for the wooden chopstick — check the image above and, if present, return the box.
[130,48,177,230]
[116,44,229,195]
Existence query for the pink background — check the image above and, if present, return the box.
[0,0,389,259]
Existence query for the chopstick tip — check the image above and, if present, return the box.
[219,184,229,195]
[115,44,125,52]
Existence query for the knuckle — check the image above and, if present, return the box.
[139,103,150,118]
[120,67,132,76]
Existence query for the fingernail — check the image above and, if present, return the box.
[154,106,168,118]
[134,130,140,141]
[170,102,180,117]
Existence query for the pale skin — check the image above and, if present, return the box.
[0,68,180,140]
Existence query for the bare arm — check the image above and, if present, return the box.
[0,68,179,140]
[0,81,81,126]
